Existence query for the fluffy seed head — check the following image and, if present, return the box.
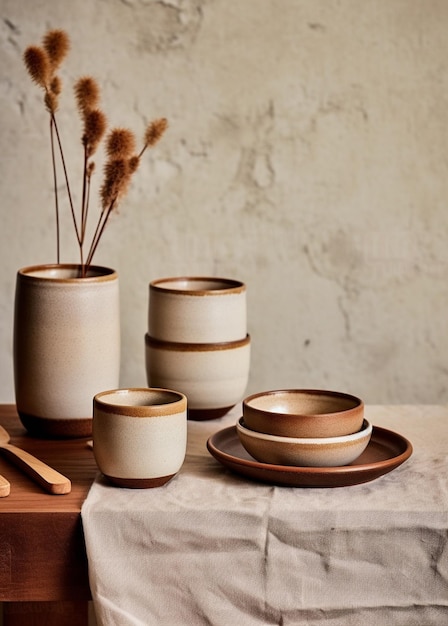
[43,29,70,69]
[75,76,100,113]
[100,158,131,210]
[23,45,51,88]
[106,128,136,159]
[83,109,107,156]
[144,118,168,147]
[128,155,140,173]
[50,75,62,96]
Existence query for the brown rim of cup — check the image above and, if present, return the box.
[93,387,187,417]
[18,264,117,283]
[145,333,250,351]
[150,276,245,296]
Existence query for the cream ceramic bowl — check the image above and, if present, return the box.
[236,417,372,467]
[148,276,246,343]
[93,388,187,488]
[242,389,364,438]
[145,333,251,419]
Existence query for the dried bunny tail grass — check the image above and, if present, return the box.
[23,45,51,88]
[87,161,96,177]
[144,118,168,148]
[44,90,59,113]
[50,75,62,96]
[106,128,136,159]
[128,155,140,173]
[43,29,70,70]
[83,109,107,156]
[75,76,100,113]
[100,158,131,210]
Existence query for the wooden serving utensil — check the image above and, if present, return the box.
[0,425,71,495]
[0,473,10,497]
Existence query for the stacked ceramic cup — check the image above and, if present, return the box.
[145,277,251,420]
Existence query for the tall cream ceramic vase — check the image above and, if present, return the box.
[13,265,120,438]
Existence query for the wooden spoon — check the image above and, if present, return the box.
[0,474,10,497]
[0,425,71,495]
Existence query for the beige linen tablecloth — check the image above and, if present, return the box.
[81,405,448,625]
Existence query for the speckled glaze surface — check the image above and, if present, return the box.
[93,388,187,488]
[243,389,364,438]
[237,417,372,467]
[13,265,120,438]
[149,276,246,343]
[145,333,251,418]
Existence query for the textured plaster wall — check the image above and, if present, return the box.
[0,0,448,405]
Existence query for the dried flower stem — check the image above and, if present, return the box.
[49,118,60,263]
[24,29,167,275]
[85,200,116,268]
[80,146,89,265]
[50,110,81,245]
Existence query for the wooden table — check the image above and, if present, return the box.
[0,405,97,626]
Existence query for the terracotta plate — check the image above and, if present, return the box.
[207,424,413,488]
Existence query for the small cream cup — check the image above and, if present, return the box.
[93,388,187,488]
[148,276,247,343]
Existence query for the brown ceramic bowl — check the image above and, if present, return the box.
[242,389,364,438]
[236,417,372,467]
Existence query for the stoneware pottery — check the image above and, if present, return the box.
[149,276,246,343]
[145,333,251,420]
[13,264,120,438]
[243,389,364,438]
[207,424,412,487]
[236,417,372,467]
[93,387,187,488]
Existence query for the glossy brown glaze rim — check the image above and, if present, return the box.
[18,264,117,283]
[238,417,372,445]
[94,388,187,417]
[243,389,363,418]
[145,333,250,352]
[150,276,245,296]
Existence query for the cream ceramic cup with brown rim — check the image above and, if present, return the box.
[148,276,247,343]
[93,388,187,488]
[145,334,251,419]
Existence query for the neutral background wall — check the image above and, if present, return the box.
[1,0,448,406]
